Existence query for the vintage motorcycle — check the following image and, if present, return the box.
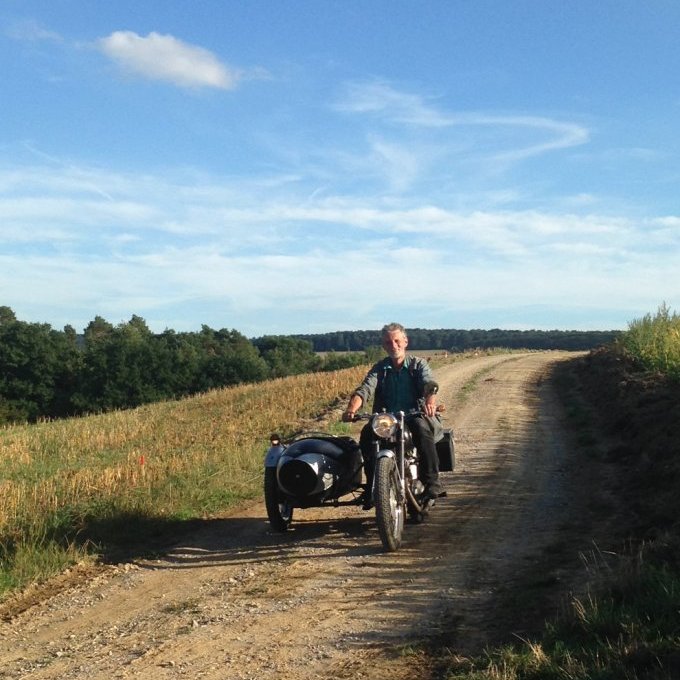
[263,392,454,551]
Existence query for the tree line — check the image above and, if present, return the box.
[0,306,620,425]
[294,327,620,352]
[0,307,366,425]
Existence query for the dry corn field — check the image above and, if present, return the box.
[0,366,368,591]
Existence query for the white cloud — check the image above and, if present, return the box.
[97,31,240,90]
[3,155,678,334]
[653,216,680,228]
[0,161,656,266]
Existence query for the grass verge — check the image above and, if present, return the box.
[439,348,680,680]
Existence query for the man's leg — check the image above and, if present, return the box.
[359,423,376,509]
[407,416,442,496]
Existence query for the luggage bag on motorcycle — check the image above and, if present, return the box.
[436,428,455,472]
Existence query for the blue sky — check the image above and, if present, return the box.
[1,1,679,336]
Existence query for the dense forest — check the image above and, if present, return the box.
[294,327,620,352]
[0,306,620,424]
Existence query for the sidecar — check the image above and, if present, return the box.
[263,434,363,531]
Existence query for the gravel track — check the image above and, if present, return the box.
[0,351,585,679]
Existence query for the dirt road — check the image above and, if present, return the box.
[0,351,589,679]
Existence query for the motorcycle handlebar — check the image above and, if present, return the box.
[346,404,444,423]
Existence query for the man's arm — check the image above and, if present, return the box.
[342,393,363,421]
[417,358,438,417]
[342,360,382,421]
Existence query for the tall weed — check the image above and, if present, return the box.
[620,303,680,379]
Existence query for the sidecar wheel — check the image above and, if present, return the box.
[374,456,404,552]
[264,468,294,531]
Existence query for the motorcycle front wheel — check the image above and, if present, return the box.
[374,456,404,552]
[264,468,294,531]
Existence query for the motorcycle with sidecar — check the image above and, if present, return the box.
[263,402,454,551]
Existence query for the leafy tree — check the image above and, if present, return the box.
[0,306,17,325]
[154,329,201,397]
[83,315,114,342]
[50,324,83,418]
[253,336,321,378]
[0,312,80,422]
[74,318,114,412]
[75,316,160,411]
[195,326,269,390]
[319,351,368,371]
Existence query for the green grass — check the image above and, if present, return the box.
[0,540,82,595]
[446,551,680,680]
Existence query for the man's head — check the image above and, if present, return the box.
[381,323,408,365]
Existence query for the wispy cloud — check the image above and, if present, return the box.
[97,31,241,90]
[5,19,64,43]
[335,81,589,165]
[336,81,452,127]
[466,114,589,162]
[1,162,673,267]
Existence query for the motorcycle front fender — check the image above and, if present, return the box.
[376,448,396,461]
[264,444,286,468]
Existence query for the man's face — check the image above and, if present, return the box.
[382,330,408,363]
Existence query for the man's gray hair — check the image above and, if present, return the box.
[381,322,407,337]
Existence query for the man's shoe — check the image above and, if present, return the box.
[423,485,446,502]
[360,491,373,511]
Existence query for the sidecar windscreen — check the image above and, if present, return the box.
[285,436,360,462]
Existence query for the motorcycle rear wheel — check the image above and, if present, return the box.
[264,468,294,531]
[374,456,404,551]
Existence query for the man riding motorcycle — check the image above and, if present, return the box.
[342,322,444,509]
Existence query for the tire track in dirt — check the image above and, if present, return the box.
[0,352,582,680]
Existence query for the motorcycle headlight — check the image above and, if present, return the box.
[371,413,398,439]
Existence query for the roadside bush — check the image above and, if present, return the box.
[619,303,680,380]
